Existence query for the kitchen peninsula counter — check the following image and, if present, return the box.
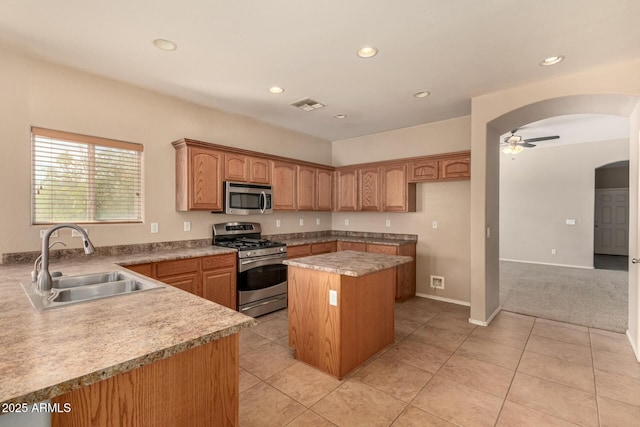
[284,250,412,379]
[0,246,253,425]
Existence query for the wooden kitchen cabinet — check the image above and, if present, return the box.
[335,168,358,211]
[410,159,439,181]
[336,241,367,252]
[440,153,471,180]
[359,167,382,211]
[249,157,271,184]
[174,142,224,211]
[201,254,236,309]
[155,258,201,295]
[272,161,297,211]
[124,263,154,277]
[297,165,316,211]
[287,244,312,259]
[316,168,333,211]
[382,164,416,212]
[311,241,336,254]
[366,242,416,301]
[224,154,272,184]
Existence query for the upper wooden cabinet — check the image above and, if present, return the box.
[440,153,471,180]
[359,167,382,211]
[316,168,333,211]
[224,154,272,184]
[335,168,358,211]
[382,164,416,212]
[175,143,223,212]
[409,151,471,182]
[272,161,297,211]
[296,165,316,211]
[410,159,439,181]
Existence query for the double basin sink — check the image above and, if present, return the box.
[21,270,163,310]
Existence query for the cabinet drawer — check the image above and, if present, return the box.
[156,258,200,277]
[287,244,311,259]
[311,241,336,254]
[366,243,398,255]
[337,241,367,252]
[124,263,154,277]
[202,253,236,270]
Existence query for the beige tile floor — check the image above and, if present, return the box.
[239,297,640,426]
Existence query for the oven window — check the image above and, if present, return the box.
[238,264,287,292]
[229,193,262,209]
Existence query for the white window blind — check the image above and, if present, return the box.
[32,127,143,224]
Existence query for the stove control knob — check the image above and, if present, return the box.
[280,247,284,252]
[246,251,251,257]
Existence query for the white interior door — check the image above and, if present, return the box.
[595,188,629,255]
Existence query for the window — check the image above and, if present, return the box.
[32,127,143,224]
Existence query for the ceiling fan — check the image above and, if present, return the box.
[501,129,560,154]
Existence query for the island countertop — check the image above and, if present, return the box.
[283,250,412,277]
[0,246,254,406]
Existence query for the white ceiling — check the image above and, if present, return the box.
[1,1,639,141]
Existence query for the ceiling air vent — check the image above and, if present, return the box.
[290,98,325,112]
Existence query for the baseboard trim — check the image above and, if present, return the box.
[626,329,640,362]
[500,258,594,270]
[469,305,502,327]
[415,293,470,307]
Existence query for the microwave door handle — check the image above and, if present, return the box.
[260,191,266,214]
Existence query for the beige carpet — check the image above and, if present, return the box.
[499,260,628,332]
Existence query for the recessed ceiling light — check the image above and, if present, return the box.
[153,39,177,51]
[334,114,347,119]
[539,56,564,66]
[268,86,284,94]
[357,46,378,58]
[413,91,431,98]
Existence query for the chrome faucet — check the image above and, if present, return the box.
[36,224,95,293]
[32,240,67,283]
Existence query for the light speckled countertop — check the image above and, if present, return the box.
[0,246,254,406]
[277,235,416,247]
[284,250,412,276]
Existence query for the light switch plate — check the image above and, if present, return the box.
[71,228,88,237]
[151,223,159,234]
[183,221,191,232]
[40,230,59,238]
[344,219,349,226]
[385,219,391,227]
[329,290,338,306]
[299,218,304,226]
[276,219,281,228]
[316,218,320,226]
[432,220,438,229]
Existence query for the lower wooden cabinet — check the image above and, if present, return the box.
[286,244,312,259]
[311,241,336,254]
[124,254,237,310]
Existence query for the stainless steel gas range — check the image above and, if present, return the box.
[213,222,287,317]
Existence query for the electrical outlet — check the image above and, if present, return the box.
[344,219,349,226]
[565,219,576,225]
[329,290,338,306]
[40,230,59,238]
[430,275,445,290]
[385,219,391,227]
[276,219,281,228]
[151,222,159,234]
[432,220,438,229]
[71,228,88,237]
[183,221,191,232]
[551,249,557,255]
[299,218,304,226]
[316,218,320,226]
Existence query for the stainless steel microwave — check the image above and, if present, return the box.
[224,182,273,215]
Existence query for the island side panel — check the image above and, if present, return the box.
[340,268,395,378]
[288,266,342,377]
[51,334,239,427]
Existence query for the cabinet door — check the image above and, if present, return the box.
[359,167,381,211]
[272,161,297,210]
[366,243,398,255]
[335,168,358,211]
[409,160,439,182]
[316,168,333,211]
[297,165,316,211]
[224,153,249,182]
[396,243,416,301]
[249,157,271,184]
[382,164,415,212]
[124,263,154,278]
[440,155,471,180]
[189,147,223,211]
[287,244,311,259]
[202,267,236,310]
[337,241,367,252]
[160,272,200,295]
[311,241,336,254]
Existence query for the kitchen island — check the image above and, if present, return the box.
[284,250,412,379]
[0,247,254,426]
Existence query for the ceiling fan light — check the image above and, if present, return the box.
[502,145,524,155]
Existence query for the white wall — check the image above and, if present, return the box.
[500,138,629,268]
[0,47,333,258]
[332,116,471,303]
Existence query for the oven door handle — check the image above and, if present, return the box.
[239,254,287,271]
[260,191,266,214]
[239,294,287,313]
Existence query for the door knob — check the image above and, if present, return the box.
[633,258,639,264]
